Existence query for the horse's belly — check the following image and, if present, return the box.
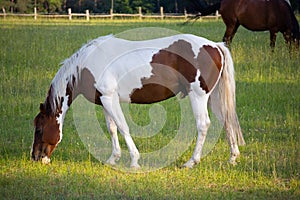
[238,12,269,31]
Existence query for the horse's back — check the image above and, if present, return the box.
[220,0,293,31]
[83,34,215,80]
[80,34,222,103]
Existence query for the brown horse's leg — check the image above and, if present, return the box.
[223,23,240,47]
[283,31,293,52]
[283,32,291,45]
[270,31,277,50]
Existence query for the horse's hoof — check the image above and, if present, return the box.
[229,153,240,165]
[106,154,121,166]
[182,160,195,169]
[228,158,238,165]
[228,156,238,165]
[106,160,117,166]
[106,158,119,166]
[130,163,141,170]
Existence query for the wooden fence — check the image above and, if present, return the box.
[0,7,220,21]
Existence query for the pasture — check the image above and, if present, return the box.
[0,18,299,199]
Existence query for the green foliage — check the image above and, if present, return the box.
[0,19,299,199]
[15,0,32,13]
[1,0,300,14]
[115,0,132,13]
[49,0,63,13]
[0,0,14,12]
[130,0,142,12]
[0,0,223,14]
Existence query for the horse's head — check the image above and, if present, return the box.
[31,103,61,164]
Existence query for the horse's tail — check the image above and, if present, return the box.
[283,0,300,35]
[288,2,300,43]
[209,43,245,146]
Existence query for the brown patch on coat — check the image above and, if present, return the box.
[197,45,222,93]
[130,40,198,103]
[67,68,102,106]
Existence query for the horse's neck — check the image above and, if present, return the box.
[43,82,73,144]
[46,78,76,119]
[49,58,82,115]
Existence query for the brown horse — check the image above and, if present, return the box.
[190,0,300,49]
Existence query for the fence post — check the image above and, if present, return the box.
[215,10,219,20]
[68,8,72,20]
[138,6,142,20]
[86,10,89,21]
[110,9,113,20]
[34,7,37,20]
[2,7,6,19]
[160,6,164,20]
[184,9,187,20]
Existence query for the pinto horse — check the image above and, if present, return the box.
[190,0,300,49]
[31,34,245,169]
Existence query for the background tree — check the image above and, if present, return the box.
[130,0,154,13]
[48,0,63,13]
[291,0,300,12]
[16,0,31,13]
[1,0,299,14]
[0,0,15,12]
[114,0,132,13]
[130,0,142,13]
[96,0,111,13]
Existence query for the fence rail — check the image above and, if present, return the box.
[0,7,220,21]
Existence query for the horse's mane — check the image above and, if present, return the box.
[45,34,115,114]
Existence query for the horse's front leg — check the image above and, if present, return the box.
[103,109,121,166]
[100,93,140,169]
[223,22,240,47]
[183,92,210,168]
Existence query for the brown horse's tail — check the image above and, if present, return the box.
[284,0,300,43]
[209,43,245,146]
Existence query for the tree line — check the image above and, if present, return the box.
[0,0,211,14]
[1,0,299,14]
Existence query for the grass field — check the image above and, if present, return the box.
[0,18,299,199]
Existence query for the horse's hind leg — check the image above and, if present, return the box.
[183,92,210,168]
[101,93,140,168]
[270,31,277,50]
[103,109,121,166]
[282,31,293,52]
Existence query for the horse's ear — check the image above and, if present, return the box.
[40,103,46,114]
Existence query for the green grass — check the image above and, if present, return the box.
[0,18,299,199]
